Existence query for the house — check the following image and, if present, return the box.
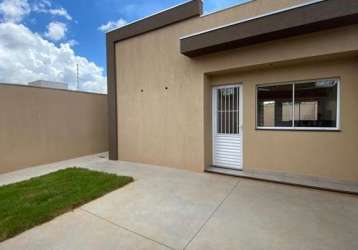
[106,0,358,191]
[29,80,68,90]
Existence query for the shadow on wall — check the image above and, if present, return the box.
[0,83,108,174]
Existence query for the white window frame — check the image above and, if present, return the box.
[256,78,341,131]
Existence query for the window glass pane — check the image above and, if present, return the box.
[257,84,293,127]
[294,80,338,127]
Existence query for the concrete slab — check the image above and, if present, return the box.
[1,154,357,250]
[186,179,358,250]
[0,209,170,250]
[207,166,358,194]
[81,161,238,250]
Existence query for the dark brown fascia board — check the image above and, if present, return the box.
[106,34,118,160]
[106,0,202,160]
[180,0,358,57]
[108,0,202,43]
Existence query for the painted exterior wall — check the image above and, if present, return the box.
[115,0,358,182]
[209,57,358,182]
[0,84,108,173]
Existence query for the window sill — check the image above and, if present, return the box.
[256,127,341,132]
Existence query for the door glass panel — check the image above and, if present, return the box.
[217,89,222,133]
[217,87,240,134]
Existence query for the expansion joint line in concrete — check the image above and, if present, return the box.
[183,179,240,250]
[80,208,176,250]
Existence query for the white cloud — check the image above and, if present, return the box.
[45,21,67,41]
[0,0,30,23]
[32,0,72,20]
[47,8,72,20]
[31,0,50,11]
[67,39,78,47]
[98,18,127,32]
[0,22,107,93]
[0,0,72,22]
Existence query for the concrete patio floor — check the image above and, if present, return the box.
[0,153,357,250]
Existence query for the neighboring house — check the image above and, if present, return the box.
[29,80,68,90]
[106,0,358,190]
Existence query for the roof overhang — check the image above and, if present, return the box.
[107,0,202,43]
[180,0,358,57]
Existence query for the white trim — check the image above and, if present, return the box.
[107,0,194,33]
[180,0,325,40]
[336,78,342,130]
[214,84,239,89]
[212,88,217,165]
[292,83,295,128]
[201,0,254,18]
[239,84,244,169]
[256,78,341,131]
[256,127,340,131]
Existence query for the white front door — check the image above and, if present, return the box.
[212,85,243,170]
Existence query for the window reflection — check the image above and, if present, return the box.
[257,84,293,127]
[257,79,339,129]
[294,80,338,127]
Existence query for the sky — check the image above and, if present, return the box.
[0,0,249,93]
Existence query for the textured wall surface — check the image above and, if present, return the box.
[209,57,358,182]
[115,0,358,183]
[0,84,108,173]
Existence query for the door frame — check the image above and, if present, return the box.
[212,83,244,170]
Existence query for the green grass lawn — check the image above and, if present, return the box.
[0,168,133,242]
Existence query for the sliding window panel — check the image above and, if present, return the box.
[257,84,293,128]
[294,80,338,128]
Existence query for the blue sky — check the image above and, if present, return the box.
[0,0,249,92]
[38,0,249,69]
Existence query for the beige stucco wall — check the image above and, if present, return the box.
[209,57,358,182]
[115,0,358,182]
[0,84,108,173]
